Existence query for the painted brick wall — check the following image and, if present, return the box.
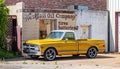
[76,10,108,51]
[5,0,107,10]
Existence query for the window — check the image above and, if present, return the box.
[46,32,63,39]
[80,25,91,39]
[63,32,75,40]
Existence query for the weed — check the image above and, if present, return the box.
[23,61,28,64]
[43,62,45,64]
[55,61,57,65]
[55,66,59,69]
[0,57,5,61]
[96,64,99,66]
[70,64,72,66]
[0,49,22,59]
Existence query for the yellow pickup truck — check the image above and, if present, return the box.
[23,30,106,61]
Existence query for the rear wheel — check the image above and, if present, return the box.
[44,48,56,61]
[86,47,97,58]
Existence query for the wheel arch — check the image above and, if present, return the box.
[86,46,98,58]
[88,46,98,52]
[44,47,58,55]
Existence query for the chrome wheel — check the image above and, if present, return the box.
[44,48,56,61]
[86,47,97,58]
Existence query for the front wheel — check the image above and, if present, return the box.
[86,47,98,58]
[44,48,56,61]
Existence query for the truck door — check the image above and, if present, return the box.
[60,32,78,55]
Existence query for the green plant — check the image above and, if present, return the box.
[70,64,72,66]
[0,48,22,59]
[0,0,9,49]
[96,64,99,66]
[0,49,14,59]
[42,62,45,64]
[55,61,57,65]
[55,66,59,69]
[23,61,28,64]
[0,57,5,62]
[15,51,22,57]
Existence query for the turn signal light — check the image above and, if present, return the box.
[102,44,105,47]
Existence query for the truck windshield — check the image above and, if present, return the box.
[46,32,63,39]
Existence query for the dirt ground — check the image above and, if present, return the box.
[0,53,120,69]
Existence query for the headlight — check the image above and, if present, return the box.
[35,46,40,51]
[34,45,40,51]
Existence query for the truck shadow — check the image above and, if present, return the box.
[49,55,115,61]
[6,54,115,62]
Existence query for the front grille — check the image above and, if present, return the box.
[23,44,39,53]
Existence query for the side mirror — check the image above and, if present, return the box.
[64,38,68,43]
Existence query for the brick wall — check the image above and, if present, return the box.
[5,0,107,10]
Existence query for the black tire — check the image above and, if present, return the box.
[44,48,56,61]
[30,55,39,59]
[86,47,98,58]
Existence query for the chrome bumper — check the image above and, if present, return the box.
[23,51,42,56]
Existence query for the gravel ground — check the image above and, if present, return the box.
[0,53,120,69]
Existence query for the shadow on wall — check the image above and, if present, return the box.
[109,23,115,52]
[108,12,115,52]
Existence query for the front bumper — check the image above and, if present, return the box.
[23,52,42,56]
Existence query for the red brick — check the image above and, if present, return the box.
[5,0,107,10]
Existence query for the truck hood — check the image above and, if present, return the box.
[25,39,61,45]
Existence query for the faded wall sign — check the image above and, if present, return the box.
[23,12,77,30]
[23,13,76,20]
[58,21,78,30]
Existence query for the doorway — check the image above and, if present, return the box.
[39,19,57,39]
[80,25,91,39]
[117,13,120,52]
[6,15,18,51]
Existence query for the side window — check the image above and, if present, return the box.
[63,32,75,40]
